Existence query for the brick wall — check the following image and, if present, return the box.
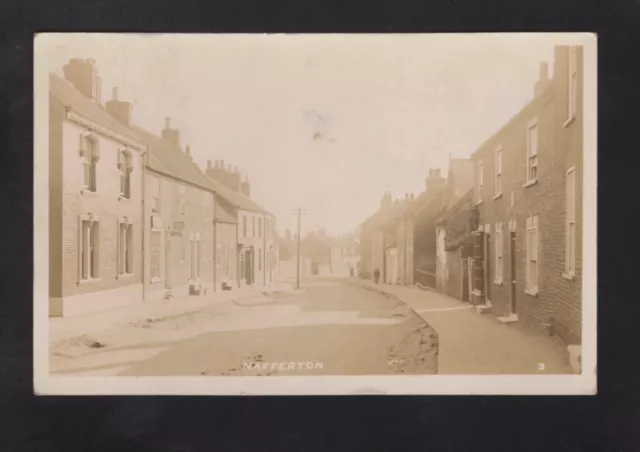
[215,222,238,289]
[470,46,584,345]
[59,119,143,301]
[144,172,215,299]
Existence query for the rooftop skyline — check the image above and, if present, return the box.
[43,33,559,235]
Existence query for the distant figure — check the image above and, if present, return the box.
[350,267,354,277]
[373,268,380,284]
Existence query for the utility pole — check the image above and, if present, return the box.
[293,207,306,289]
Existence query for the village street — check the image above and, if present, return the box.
[359,281,574,374]
[49,277,438,377]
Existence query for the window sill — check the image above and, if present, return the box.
[523,179,539,189]
[563,115,576,129]
[78,278,102,286]
[493,193,503,201]
[117,273,135,279]
[494,279,504,286]
[524,288,538,297]
[562,272,576,281]
[474,200,483,206]
[118,195,132,202]
[80,187,98,197]
[150,277,162,284]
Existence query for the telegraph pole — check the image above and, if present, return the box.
[293,207,306,289]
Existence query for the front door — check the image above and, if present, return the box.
[509,231,517,314]
[484,232,492,304]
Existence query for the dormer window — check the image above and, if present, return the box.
[79,133,99,192]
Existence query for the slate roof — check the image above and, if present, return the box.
[214,198,238,224]
[205,174,272,216]
[133,126,219,193]
[49,73,143,145]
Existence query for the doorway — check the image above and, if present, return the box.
[484,231,492,305]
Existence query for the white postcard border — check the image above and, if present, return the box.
[33,32,597,396]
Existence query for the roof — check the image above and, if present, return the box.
[436,187,475,225]
[49,73,143,145]
[133,126,218,193]
[214,199,238,224]
[205,175,271,215]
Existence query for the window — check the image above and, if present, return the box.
[150,230,162,283]
[118,150,132,199]
[258,248,262,271]
[80,135,98,192]
[568,46,579,122]
[494,147,503,196]
[118,221,133,276]
[180,238,187,263]
[197,239,201,279]
[79,218,99,280]
[526,120,539,183]
[565,167,576,277]
[525,215,539,294]
[243,215,247,237]
[258,218,263,237]
[494,223,503,283]
[252,217,256,237]
[150,177,160,212]
[477,160,484,202]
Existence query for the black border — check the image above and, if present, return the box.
[1,0,639,450]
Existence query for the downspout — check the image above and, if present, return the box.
[213,195,217,293]
[141,147,147,302]
[236,212,240,288]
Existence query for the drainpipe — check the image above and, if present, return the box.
[141,147,147,302]
[213,195,217,293]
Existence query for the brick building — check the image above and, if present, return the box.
[434,158,475,293]
[205,161,277,288]
[468,46,583,349]
[49,60,147,317]
[411,169,446,288]
[132,119,217,301]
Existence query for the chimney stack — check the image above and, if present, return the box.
[425,167,446,197]
[63,58,102,103]
[161,117,180,149]
[534,61,551,97]
[105,85,133,127]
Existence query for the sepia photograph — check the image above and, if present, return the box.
[33,33,597,395]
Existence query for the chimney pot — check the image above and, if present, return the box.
[112,87,119,100]
[228,164,232,172]
[185,145,191,156]
[165,117,171,129]
[221,160,225,170]
[207,160,212,169]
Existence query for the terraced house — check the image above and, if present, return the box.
[205,161,277,288]
[48,59,147,317]
[467,45,583,353]
[133,118,217,301]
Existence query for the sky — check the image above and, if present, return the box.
[41,33,559,237]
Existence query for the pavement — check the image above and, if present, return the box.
[353,279,575,375]
[49,277,438,376]
[49,282,292,345]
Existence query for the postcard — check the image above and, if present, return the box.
[34,32,597,395]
